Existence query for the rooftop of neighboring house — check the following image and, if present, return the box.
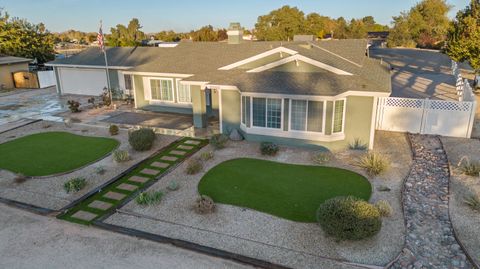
[0,56,32,65]
[47,39,392,96]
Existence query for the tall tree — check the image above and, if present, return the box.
[107,18,145,47]
[388,0,451,48]
[446,0,480,82]
[0,10,55,63]
[190,25,218,41]
[255,6,306,41]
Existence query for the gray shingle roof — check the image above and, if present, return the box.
[47,40,391,96]
[0,56,32,65]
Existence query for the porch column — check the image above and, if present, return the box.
[191,85,207,128]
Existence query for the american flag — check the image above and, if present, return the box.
[97,23,105,52]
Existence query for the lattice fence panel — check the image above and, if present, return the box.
[429,100,472,112]
[384,98,424,108]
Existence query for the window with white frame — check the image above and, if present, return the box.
[251,97,282,129]
[124,74,133,90]
[332,99,345,133]
[241,96,251,127]
[176,80,191,103]
[150,79,173,102]
[290,99,324,133]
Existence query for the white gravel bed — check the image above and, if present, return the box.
[106,131,410,268]
[441,137,480,266]
[0,120,178,210]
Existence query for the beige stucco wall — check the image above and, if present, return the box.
[0,62,29,89]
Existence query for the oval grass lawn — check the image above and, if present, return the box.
[0,132,119,177]
[198,158,372,222]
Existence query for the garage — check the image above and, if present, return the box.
[57,67,108,96]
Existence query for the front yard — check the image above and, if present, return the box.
[198,158,371,222]
[105,131,412,268]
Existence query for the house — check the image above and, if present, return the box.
[0,56,32,89]
[46,24,391,150]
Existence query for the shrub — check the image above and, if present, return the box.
[316,196,382,241]
[349,138,368,150]
[200,151,214,161]
[375,200,393,217]
[167,181,179,191]
[13,173,27,184]
[312,152,331,164]
[194,195,216,214]
[186,158,203,175]
[260,142,279,156]
[129,128,155,151]
[210,134,228,149]
[464,193,480,212]
[64,177,86,193]
[113,150,130,162]
[109,125,119,136]
[95,166,106,175]
[67,100,81,113]
[461,162,480,177]
[356,152,389,176]
[136,191,164,206]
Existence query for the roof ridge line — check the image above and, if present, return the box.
[307,42,363,68]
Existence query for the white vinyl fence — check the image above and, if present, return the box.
[37,70,56,88]
[376,60,477,138]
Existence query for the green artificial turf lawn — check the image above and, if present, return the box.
[0,132,119,177]
[198,158,372,222]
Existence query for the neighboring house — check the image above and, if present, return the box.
[46,25,391,150]
[0,56,32,89]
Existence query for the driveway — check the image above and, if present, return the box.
[0,204,250,269]
[370,48,458,100]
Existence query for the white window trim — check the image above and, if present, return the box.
[288,99,326,135]
[250,97,283,131]
[175,78,192,104]
[218,47,298,70]
[146,77,175,104]
[331,98,347,135]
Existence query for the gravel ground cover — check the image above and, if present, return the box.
[440,137,480,267]
[0,121,177,210]
[106,131,411,268]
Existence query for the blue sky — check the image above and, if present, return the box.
[1,0,470,33]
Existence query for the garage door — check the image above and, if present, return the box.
[58,67,107,96]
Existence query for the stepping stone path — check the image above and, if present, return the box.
[128,175,149,183]
[151,161,170,169]
[177,145,194,150]
[170,150,186,156]
[140,168,160,176]
[116,183,138,192]
[59,138,206,225]
[88,200,113,211]
[161,156,178,162]
[103,191,127,201]
[389,135,473,269]
[71,211,97,221]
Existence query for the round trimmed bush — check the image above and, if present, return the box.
[128,128,155,151]
[109,124,119,135]
[316,196,382,241]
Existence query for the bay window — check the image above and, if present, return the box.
[332,99,345,133]
[290,99,324,133]
[150,79,173,102]
[251,97,282,129]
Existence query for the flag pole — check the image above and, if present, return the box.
[100,20,113,106]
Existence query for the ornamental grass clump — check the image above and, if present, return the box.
[109,125,119,136]
[356,152,389,176]
[200,151,214,161]
[136,191,164,206]
[260,142,279,156]
[348,138,368,150]
[463,193,480,212]
[317,196,382,241]
[64,177,86,193]
[375,200,393,217]
[461,162,480,177]
[167,181,179,191]
[113,150,130,162]
[185,158,203,175]
[129,128,155,151]
[312,152,332,165]
[210,134,228,149]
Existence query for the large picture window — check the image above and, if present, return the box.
[251,97,282,129]
[332,99,345,133]
[150,79,173,102]
[290,99,324,133]
[176,80,191,103]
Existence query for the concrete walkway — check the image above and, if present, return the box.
[0,203,250,269]
[390,135,474,269]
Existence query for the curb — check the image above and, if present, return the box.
[0,119,42,134]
